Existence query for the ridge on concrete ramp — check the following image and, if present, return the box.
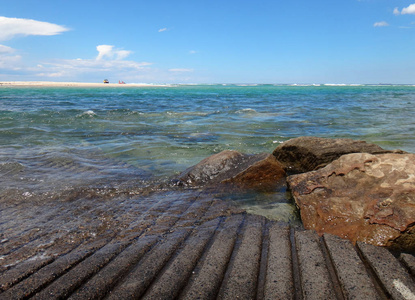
[1,189,415,299]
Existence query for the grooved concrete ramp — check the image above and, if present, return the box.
[1,189,415,299]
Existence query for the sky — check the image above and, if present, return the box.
[1,0,415,84]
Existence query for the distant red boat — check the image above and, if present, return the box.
[118,80,126,84]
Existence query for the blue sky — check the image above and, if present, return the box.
[1,0,415,84]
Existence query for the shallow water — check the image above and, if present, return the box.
[1,84,414,223]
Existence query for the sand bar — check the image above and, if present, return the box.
[0,81,168,87]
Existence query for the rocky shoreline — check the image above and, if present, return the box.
[175,136,414,251]
[2,136,415,298]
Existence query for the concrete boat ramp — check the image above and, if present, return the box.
[1,188,415,299]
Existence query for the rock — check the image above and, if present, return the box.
[177,150,285,189]
[273,136,401,174]
[287,152,415,251]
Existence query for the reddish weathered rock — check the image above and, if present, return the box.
[177,150,285,189]
[273,136,401,174]
[287,153,415,251]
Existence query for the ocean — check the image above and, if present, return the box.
[1,84,415,223]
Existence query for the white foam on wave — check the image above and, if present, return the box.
[22,191,33,197]
[236,108,257,114]
[290,83,322,87]
[323,83,347,86]
[323,83,363,87]
[85,110,96,116]
[78,110,96,117]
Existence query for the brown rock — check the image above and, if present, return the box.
[177,150,285,189]
[273,136,401,174]
[287,153,415,251]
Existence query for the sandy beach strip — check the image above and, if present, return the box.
[0,81,168,87]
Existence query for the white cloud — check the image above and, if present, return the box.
[44,57,152,73]
[96,45,132,60]
[0,44,15,54]
[0,42,197,83]
[374,21,389,27]
[402,4,415,15]
[189,50,197,54]
[0,53,22,70]
[0,44,22,70]
[168,68,193,72]
[0,16,69,41]
[116,50,132,60]
[394,7,401,16]
[158,28,168,32]
[36,71,66,78]
[32,45,151,79]
[96,45,114,60]
[0,43,149,80]
[0,17,68,75]
[32,59,199,83]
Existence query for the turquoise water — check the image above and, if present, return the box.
[1,84,414,222]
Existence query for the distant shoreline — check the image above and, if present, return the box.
[0,81,166,87]
[1,81,414,88]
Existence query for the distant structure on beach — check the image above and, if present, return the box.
[118,80,126,84]
[103,79,109,84]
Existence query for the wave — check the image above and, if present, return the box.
[0,161,25,176]
[77,110,97,118]
[236,108,258,114]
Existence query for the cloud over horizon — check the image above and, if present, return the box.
[36,44,151,79]
[0,44,15,54]
[0,16,69,72]
[394,4,415,15]
[36,56,152,79]
[402,4,415,15]
[0,16,69,41]
[0,14,196,83]
[96,45,132,60]
[0,39,196,83]
[168,68,193,72]
[394,7,401,16]
[374,21,389,27]
[0,44,22,70]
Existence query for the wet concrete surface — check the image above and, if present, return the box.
[1,188,415,299]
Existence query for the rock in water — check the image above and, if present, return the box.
[273,136,400,174]
[177,150,285,189]
[288,153,415,251]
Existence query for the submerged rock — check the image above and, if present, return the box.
[288,152,415,251]
[273,136,401,174]
[176,150,285,189]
